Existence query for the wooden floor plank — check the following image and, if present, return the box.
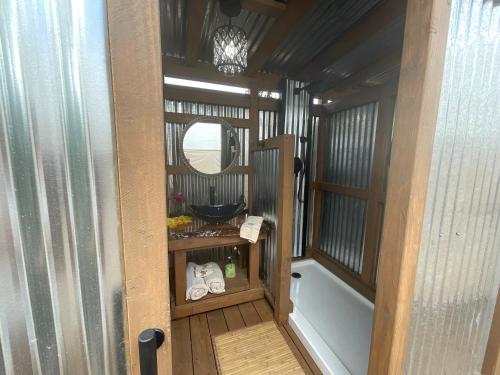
[222,305,245,331]
[206,309,228,336]
[279,325,315,375]
[173,299,320,375]
[238,302,262,327]
[190,314,217,375]
[171,317,193,375]
[252,299,274,322]
[283,324,323,375]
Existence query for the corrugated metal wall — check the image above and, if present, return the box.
[263,0,382,75]
[199,0,275,63]
[319,192,368,274]
[165,100,249,231]
[322,103,378,188]
[165,99,249,119]
[160,0,275,63]
[0,0,126,374]
[258,110,280,141]
[257,80,312,257]
[317,102,378,274]
[404,0,500,373]
[253,149,280,298]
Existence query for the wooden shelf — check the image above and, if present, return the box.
[171,262,264,318]
[168,233,267,252]
[172,287,264,319]
[170,236,264,318]
[171,263,266,319]
[185,263,250,302]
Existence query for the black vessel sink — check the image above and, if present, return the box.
[189,200,246,224]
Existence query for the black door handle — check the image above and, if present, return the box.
[139,328,165,375]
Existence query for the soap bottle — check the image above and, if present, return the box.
[225,256,236,278]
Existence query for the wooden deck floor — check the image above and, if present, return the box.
[171,299,321,375]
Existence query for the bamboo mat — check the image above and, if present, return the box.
[212,321,305,374]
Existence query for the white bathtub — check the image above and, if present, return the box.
[289,259,374,375]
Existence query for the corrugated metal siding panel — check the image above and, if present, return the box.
[165,101,249,230]
[318,192,368,274]
[258,110,280,141]
[404,0,500,374]
[167,174,248,230]
[322,17,405,81]
[165,99,249,119]
[199,0,275,64]
[161,0,187,59]
[323,102,378,189]
[0,0,126,374]
[264,0,382,75]
[257,80,312,257]
[187,246,248,266]
[253,149,279,297]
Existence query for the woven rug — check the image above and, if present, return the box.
[212,321,305,374]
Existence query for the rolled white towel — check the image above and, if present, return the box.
[203,262,225,294]
[194,263,214,278]
[186,262,209,301]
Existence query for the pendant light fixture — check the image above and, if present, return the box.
[213,0,248,76]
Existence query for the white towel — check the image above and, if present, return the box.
[240,216,264,243]
[203,262,225,294]
[194,263,214,278]
[185,262,209,301]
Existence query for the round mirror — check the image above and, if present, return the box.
[181,117,240,176]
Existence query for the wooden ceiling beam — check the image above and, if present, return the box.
[245,0,315,75]
[185,0,207,66]
[164,85,249,107]
[322,79,399,114]
[163,56,281,90]
[295,0,407,82]
[318,49,402,96]
[241,0,286,18]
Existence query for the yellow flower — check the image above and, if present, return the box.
[167,215,192,229]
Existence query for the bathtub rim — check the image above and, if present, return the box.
[289,258,374,375]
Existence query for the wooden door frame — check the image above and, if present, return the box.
[368,0,452,373]
[104,0,456,373]
[107,0,171,374]
[482,290,500,375]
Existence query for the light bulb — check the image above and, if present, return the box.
[224,42,236,59]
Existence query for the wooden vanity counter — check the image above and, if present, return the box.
[169,225,269,319]
[169,232,267,252]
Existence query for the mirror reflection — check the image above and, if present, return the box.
[182,120,239,175]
